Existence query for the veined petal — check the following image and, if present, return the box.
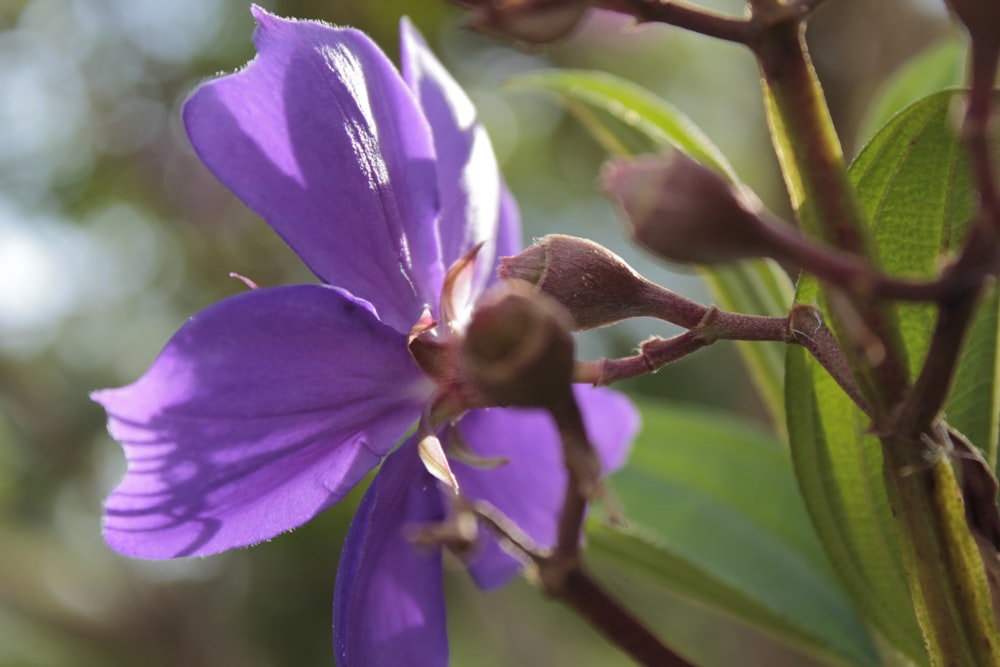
[334,438,447,667]
[93,285,428,559]
[184,7,444,333]
[454,386,637,590]
[400,19,504,308]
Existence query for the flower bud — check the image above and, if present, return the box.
[452,0,592,44]
[601,152,776,265]
[460,280,575,408]
[500,234,666,330]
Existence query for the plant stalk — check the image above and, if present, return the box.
[750,6,1000,664]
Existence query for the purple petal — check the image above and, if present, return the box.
[400,19,506,307]
[494,185,523,274]
[93,285,428,559]
[334,438,447,667]
[454,386,637,590]
[183,8,443,333]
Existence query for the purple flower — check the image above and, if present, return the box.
[93,7,637,666]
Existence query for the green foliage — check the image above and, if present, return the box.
[786,89,1000,664]
[851,90,999,462]
[528,53,1000,667]
[785,332,926,663]
[857,40,966,146]
[589,403,879,667]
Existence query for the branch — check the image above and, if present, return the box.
[573,301,872,414]
[754,210,986,302]
[595,0,752,44]
[472,499,694,667]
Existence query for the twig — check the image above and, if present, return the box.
[595,0,752,44]
[574,301,871,414]
[755,210,985,302]
[547,392,600,561]
[472,498,695,667]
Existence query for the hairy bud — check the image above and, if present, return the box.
[500,234,667,330]
[452,0,592,44]
[601,152,776,265]
[460,280,575,408]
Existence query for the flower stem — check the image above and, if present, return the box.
[554,567,695,667]
[574,301,871,412]
[752,11,910,409]
[594,0,752,44]
[473,502,694,667]
[756,210,984,302]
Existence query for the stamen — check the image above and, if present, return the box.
[441,242,485,332]
[228,272,259,289]
[416,404,460,493]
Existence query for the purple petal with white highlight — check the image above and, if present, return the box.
[494,185,523,273]
[94,285,427,558]
[334,439,448,667]
[184,8,443,333]
[400,19,505,310]
[455,386,637,590]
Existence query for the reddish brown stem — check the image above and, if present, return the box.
[472,501,694,667]
[595,0,752,43]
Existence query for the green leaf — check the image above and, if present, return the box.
[507,70,738,180]
[851,90,998,460]
[590,402,880,667]
[786,340,925,663]
[857,40,965,146]
[508,69,793,428]
[785,89,1000,665]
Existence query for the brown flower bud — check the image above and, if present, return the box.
[452,0,592,44]
[500,234,673,330]
[601,152,776,265]
[460,280,575,408]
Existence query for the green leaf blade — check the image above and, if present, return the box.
[592,403,880,667]
[785,89,1000,665]
[851,90,994,456]
[786,337,925,663]
[857,40,965,146]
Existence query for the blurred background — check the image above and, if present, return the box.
[0,0,957,665]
